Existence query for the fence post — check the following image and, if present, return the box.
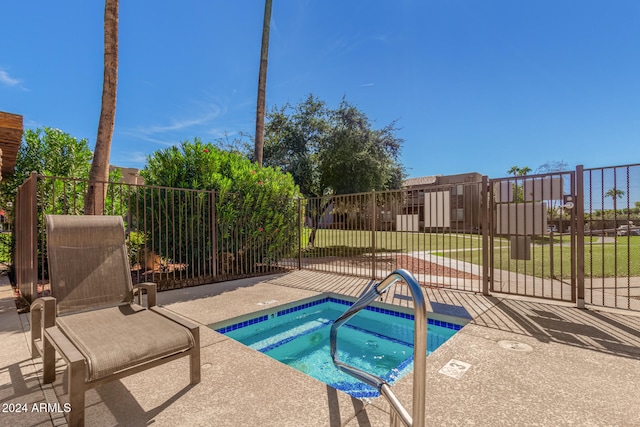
[575,165,585,308]
[481,176,490,296]
[371,191,376,280]
[211,190,218,279]
[15,171,39,302]
[297,198,302,270]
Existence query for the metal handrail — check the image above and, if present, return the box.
[330,269,426,427]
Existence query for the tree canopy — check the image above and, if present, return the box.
[263,94,405,197]
[536,160,569,174]
[507,165,531,176]
[1,127,93,200]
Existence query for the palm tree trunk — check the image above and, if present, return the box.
[254,0,273,167]
[85,0,118,215]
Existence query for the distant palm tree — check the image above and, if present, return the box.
[507,165,531,176]
[605,187,625,212]
[86,0,118,215]
[254,0,273,167]
[518,166,532,176]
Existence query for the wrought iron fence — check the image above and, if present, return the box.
[487,170,577,302]
[298,182,487,294]
[14,174,300,300]
[12,164,640,312]
[582,163,640,310]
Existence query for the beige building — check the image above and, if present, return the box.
[110,165,144,185]
[401,172,485,232]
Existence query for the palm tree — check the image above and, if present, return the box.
[85,0,118,215]
[507,165,531,176]
[605,187,625,212]
[518,166,532,176]
[507,165,531,202]
[254,0,273,167]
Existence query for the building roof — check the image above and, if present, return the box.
[403,172,484,189]
[403,175,438,187]
[0,111,23,177]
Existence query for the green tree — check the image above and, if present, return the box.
[2,127,124,217]
[263,94,329,197]
[1,127,93,278]
[264,95,405,246]
[86,0,119,215]
[264,95,404,197]
[254,0,273,167]
[319,99,404,195]
[1,127,93,201]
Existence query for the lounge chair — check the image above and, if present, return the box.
[30,215,200,427]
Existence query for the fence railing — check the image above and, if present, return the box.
[582,163,640,310]
[12,163,640,312]
[298,182,487,294]
[487,170,578,302]
[15,174,300,300]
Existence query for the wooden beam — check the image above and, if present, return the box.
[0,111,23,176]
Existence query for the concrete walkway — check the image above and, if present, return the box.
[1,270,640,426]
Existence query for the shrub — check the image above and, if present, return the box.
[141,139,301,275]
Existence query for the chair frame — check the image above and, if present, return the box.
[30,216,200,427]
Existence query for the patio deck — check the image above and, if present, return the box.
[1,269,640,426]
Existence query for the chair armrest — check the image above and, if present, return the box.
[132,282,157,307]
[30,297,57,358]
[44,326,86,366]
[150,306,199,331]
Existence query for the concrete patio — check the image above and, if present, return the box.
[1,269,639,426]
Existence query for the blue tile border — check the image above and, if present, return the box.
[216,296,464,335]
[430,318,463,331]
[276,296,331,316]
[215,314,269,334]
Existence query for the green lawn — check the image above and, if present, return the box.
[301,228,640,279]
[301,228,485,254]
[583,236,640,278]
[425,235,640,279]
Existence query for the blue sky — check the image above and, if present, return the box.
[1,1,639,179]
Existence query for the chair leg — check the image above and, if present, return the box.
[190,327,201,385]
[42,337,56,384]
[31,297,57,379]
[67,359,86,427]
[30,307,42,359]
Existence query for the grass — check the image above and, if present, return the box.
[301,228,640,279]
[300,228,485,253]
[439,235,640,279]
[583,236,640,278]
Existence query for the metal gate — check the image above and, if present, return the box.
[582,164,640,311]
[488,171,579,303]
